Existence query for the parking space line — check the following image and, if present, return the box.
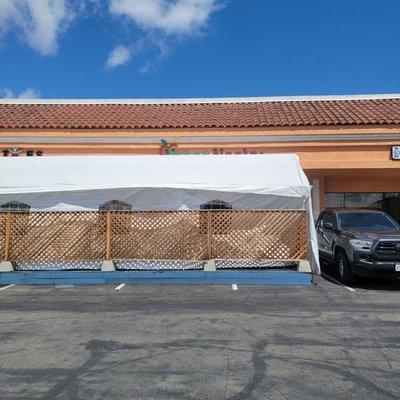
[321,273,356,292]
[0,284,15,291]
[115,283,126,290]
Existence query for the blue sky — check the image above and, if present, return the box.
[0,0,399,99]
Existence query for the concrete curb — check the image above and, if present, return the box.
[0,270,312,286]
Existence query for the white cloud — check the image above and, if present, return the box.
[1,87,41,99]
[18,88,41,98]
[0,0,224,71]
[109,0,220,36]
[138,61,151,74]
[105,44,131,69]
[108,0,223,71]
[0,0,74,55]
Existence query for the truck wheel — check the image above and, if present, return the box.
[336,251,355,285]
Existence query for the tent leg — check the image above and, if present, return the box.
[0,261,14,272]
[204,260,216,272]
[101,260,115,272]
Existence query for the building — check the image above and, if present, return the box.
[1,94,400,221]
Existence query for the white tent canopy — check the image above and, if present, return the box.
[1,154,309,208]
[0,154,320,272]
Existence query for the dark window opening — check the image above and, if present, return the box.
[99,200,132,212]
[200,200,233,210]
[0,201,31,213]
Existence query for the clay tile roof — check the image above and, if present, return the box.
[1,95,400,130]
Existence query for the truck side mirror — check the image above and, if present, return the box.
[323,222,334,230]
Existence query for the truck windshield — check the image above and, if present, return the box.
[338,212,399,231]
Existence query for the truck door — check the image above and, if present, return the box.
[317,213,337,260]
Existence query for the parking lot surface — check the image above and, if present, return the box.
[0,275,399,400]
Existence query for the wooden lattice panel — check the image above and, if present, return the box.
[9,212,106,262]
[210,210,308,260]
[0,213,6,260]
[3,210,308,263]
[110,211,208,260]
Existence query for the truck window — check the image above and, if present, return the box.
[338,212,399,231]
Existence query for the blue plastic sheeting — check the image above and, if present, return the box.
[0,270,311,286]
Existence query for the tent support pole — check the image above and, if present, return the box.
[106,211,111,260]
[207,211,212,259]
[4,212,11,261]
[0,212,14,272]
[101,211,115,272]
[204,211,216,271]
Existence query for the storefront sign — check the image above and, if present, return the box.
[159,139,265,155]
[2,147,43,157]
[159,139,211,155]
[391,146,400,160]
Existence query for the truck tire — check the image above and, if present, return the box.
[336,250,355,285]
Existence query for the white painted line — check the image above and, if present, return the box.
[322,273,356,292]
[115,283,126,291]
[0,284,15,291]
[232,284,238,291]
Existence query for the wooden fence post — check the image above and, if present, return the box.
[4,212,11,261]
[207,211,212,259]
[106,211,112,260]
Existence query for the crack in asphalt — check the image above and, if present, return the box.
[37,338,253,400]
[3,334,399,400]
[226,339,268,400]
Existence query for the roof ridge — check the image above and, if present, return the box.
[1,93,400,105]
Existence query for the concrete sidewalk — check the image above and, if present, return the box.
[0,276,399,400]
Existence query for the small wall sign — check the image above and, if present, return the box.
[392,146,400,160]
[2,147,43,157]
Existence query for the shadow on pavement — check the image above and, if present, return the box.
[320,260,400,291]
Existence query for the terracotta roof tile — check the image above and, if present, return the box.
[1,98,400,130]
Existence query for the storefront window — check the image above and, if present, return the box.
[326,193,400,222]
[344,193,383,209]
[326,193,383,210]
[325,194,345,209]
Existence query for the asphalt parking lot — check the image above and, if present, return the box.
[0,273,399,400]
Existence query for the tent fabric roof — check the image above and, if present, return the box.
[0,154,309,197]
[1,97,400,130]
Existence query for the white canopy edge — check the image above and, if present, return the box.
[0,154,310,196]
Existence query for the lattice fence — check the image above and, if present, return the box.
[110,211,209,260]
[0,213,6,260]
[0,210,308,263]
[7,212,106,262]
[210,210,308,260]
